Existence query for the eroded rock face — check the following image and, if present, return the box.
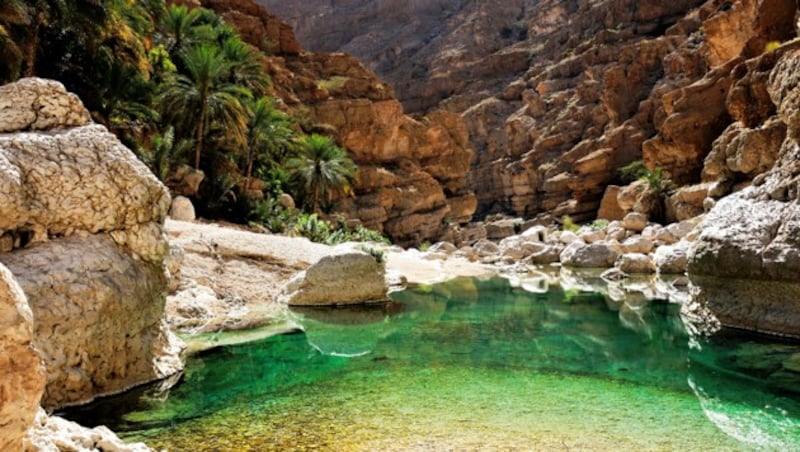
[687,47,800,337]
[262,0,800,225]
[0,264,45,452]
[0,78,183,409]
[280,245,388,306]
[1,236,183,408]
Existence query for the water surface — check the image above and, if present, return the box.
[64,276,800,450]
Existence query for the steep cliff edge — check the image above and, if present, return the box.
[197,0,476,245]
[0,78,184,410]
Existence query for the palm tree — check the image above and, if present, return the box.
[159,44,251,169]
[222,35,270,95]
[243,97,295,191]
[287,134,357,213]
[0,0,27,80]
[159,4,201,57]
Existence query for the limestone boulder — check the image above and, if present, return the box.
[169,196,196,222]
[472,239,501,258]
[0,124,170,252]
[598,185,626,220]
[622,212,648,232]
[616,253,656,274]
[665,182,713,222]
[0,264,45,451]
[689,194,800,281]
[0,235,184,408]
[485,219,520,240]
[0,78,90,133]
[525,244,562,265]
[655,241,690,274]
[559,241,619,268]
[619,236,655,254]
[24,409,151,452]
[0,77,182,410]
[280,245,388,306]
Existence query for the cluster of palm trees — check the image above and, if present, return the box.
[0,1,358,217]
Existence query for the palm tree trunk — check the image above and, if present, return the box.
[22,14,42,77]
[193,102,208,169]
[244,154,254,192]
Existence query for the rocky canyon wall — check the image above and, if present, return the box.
[199,0,477,245]
[258,0,800,224]
[0,78,184,411]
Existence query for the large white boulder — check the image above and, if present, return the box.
[559,240,619,268]
[281,245,388,306]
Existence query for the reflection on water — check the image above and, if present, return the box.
[62,275,800,450]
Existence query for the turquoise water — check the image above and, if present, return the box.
[63,276,800,450]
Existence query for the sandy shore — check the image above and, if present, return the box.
[165,219,496,336]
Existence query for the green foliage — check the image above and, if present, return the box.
[140,126,193,181]
[243,97,296,191]
[357,244,386,264]
[561,215,580,233]
[247,200,388,245]
[641,166,672,195]
[0,0,376,240]
[287,134,357,213]
[765,40,781,53]
[590,219,608,230]
[419,241,432,252]
[617,160,648,184]
[316,76,349,95]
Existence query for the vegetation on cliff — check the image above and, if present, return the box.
[0,0,383,244]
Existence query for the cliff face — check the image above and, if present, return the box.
[258,0,799,223]
[199,0,477,244]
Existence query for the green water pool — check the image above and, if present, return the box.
[63,276,800,450]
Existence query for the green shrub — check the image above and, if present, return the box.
[641,166,672,195]
[765,40,781,53]
[358,244,386,264]
[617,160,648,184]
[561,215,580,233]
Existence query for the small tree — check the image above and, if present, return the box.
[287,134,356,213]
[158,44,251,169]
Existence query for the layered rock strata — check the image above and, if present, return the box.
[0,78,183,409]
[199,0,477,245]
